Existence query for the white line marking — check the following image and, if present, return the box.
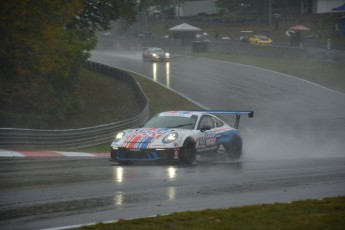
[0,150,25,157]
[56,151,97,157]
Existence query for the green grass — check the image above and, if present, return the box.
[72,72,202,153]
[191,52,345,93]
[75,196,345,230]
[55,69,143,129]
[133,73,202,115]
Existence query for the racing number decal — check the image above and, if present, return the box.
[198,131,216,150]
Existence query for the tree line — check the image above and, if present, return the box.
[0,0,139,128]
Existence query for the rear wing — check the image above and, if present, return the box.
[190,110,254,129]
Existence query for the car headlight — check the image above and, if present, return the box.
[166,53,170,58]
[114,131,125,142]
[163,132,178,143]
[152,53,158,58]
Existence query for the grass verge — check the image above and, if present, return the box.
[75,196,345,230]
[56,68,143,129]
[191,52,345,93]
[73,72,202,153]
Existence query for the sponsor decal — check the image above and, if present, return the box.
[214,127,231,133]
[159,111,192,117]
[123,128,170,149]
[198,131,216,148]
[174,150,179,160]
[198,145,218,152]
[205,137,216,146]
[129,128,170,138]
[128,149,140,151]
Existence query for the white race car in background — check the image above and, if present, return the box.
[142,47,170,62]
[110,110,254,165]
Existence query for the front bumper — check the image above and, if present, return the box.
[110,147,180,163]
[152,56,170,62]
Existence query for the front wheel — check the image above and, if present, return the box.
[223,134,242,160]
[180,138,196,164]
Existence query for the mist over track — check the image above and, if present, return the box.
[90,50,345,161]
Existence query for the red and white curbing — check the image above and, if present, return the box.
[0,149,108,158]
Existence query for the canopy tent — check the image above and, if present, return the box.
[332,3,345,11]
[289,25,310,31]
[169,23,201,32]
[169,23,202,40]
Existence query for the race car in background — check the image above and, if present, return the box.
[142,47,170,62]
[110,110,254,165]
[249,35,273,45]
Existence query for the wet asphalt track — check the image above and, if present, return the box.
[1,51,345,229]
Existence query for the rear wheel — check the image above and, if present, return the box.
[180,138,196,164]
[223,134,242,160]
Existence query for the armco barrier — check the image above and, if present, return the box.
[207,41,309,59]
[0,61,150,149]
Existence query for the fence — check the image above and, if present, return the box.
[0,61,150,149]
[207,41,310,59]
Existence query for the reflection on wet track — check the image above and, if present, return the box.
[152,61,171,88]
[1,157,345,230]
[113,167,124,184]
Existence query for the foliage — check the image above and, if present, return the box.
[0,0,138,128]
[77,197,345,230]
[191,52,345,94]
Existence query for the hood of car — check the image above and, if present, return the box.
[153,51,166,56]
[122,128,174,148]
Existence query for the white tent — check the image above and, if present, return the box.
[168,23,201,40]
[169,23,201,32]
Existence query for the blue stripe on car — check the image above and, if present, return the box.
[216,130,239,145]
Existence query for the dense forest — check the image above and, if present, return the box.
[0,0,138,128]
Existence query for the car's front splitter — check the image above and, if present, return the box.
[110,148,180,163]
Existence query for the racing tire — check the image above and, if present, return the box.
[223,134,242,160]
[180,138,197,165]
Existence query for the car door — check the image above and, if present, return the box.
[196,115,217,152]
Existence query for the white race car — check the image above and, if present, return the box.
[110,110,253,165]
[142,47,170,62]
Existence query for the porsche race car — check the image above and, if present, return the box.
[142,47,170,62]
[110,110,254,165]
[249,35,272,45]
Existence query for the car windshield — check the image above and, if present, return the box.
[151,48,164,52]
[143,115,197,130]
[257,35,269,40]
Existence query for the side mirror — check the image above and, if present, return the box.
[200,125,212,132]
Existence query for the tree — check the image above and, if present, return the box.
[0,0,139,128]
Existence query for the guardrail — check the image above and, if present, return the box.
[201,41,310,59]
[0,61,150,149]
